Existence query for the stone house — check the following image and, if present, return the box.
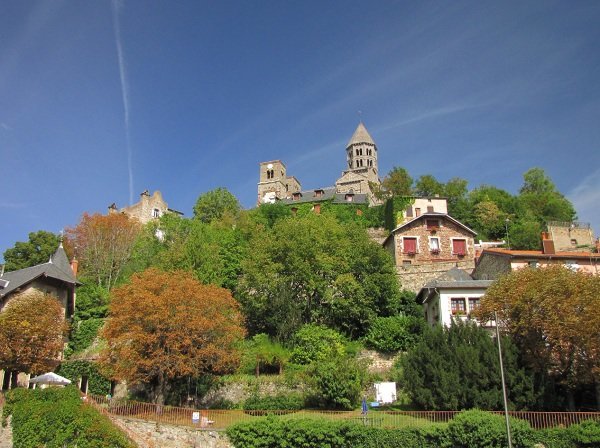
[383,212,477,292]
[0,243,79,390]
[546,221,596,252]
[416,267,493,328]
[108,190,182,224]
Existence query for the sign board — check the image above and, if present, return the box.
[192,411,200,424]
[374,382,397,404]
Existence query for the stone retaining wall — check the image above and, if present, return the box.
[116,417,232,448]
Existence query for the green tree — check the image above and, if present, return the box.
[193,187,241,223]
[2,231,60,272]
[306,356,367,410]
[237,214,402,340]
[414,174,444,197]
[399,322,536,410]
[363,315,426,353]
[518,168,576,224]
[374,166,413,199]
[443,177,469,221]
[290,324,346,365]
[476,265,600,410]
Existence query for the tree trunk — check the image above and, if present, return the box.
[566,389,576,411]
[154,373,167,415]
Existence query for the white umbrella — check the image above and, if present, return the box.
[29,372,72,386]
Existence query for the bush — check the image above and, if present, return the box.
[68,317,105,353]
[306,357,367,410]
[57,360,112,395]
[567,419,600,447]
[2,386,134,448]
[226,417,446,448]
[445,409,536,448]
[363,315,425,353]
[290,324,346,365]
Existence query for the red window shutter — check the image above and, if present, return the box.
[404,238,417,253]
[453,239,467,255]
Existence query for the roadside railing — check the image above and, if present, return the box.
[88,395,600,431]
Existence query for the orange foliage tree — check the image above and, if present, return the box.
[0,292,68,374]
[100,268,245,405]
[476,265,600,409]
[66,212,141,290]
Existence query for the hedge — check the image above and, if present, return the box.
[226,410,600,448]
[1,386,134,448]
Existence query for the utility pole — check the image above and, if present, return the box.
[495,311,513,448]
[505,218,511,249]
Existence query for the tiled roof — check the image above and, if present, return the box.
[346,122,375,147]
[417,267,493,303]
[389,213,477,236]
[281,187,368,205]
[482,248,600,259]
[0,245,80,298]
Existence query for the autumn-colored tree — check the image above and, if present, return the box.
[476,265,600,409]
[0,292,68,374]
[100,268,245,405]
[66,212,141,290]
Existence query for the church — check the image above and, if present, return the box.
[257,123,382,206]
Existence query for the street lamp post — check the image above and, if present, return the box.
[495,311,513,448]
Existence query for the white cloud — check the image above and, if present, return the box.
[569,169,600,234]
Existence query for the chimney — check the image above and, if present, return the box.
[542,232,555,255]
[70,257,79,277]
[0,264,5,277]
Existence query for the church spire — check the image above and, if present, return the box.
[346,122,375,147]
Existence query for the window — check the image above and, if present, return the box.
[314,189,323,198]
[429,237,440,252]
[528,260,538,268]
[468,298,480,313]
[415,208,421,217]
[266,169,275,179]
[426,219,439,230]
[152,208,160,218]
[570,239,578,246]
[402,260,412,266]
[403,237,417,254]
[451,298,466,315]
[345,194,354,202]
[293,192,301,201]
[427,206,434,213]
[291,207,298,215]
[313,204,321,214]
[452,239,467,256]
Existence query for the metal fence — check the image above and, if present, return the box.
[88,395,600,431]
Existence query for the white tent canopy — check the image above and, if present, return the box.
[29,372,72,386]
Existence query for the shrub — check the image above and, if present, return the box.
[57,360,112,395]
[68,317,105,353]
[363,315,425,353]
[305,357,367,410]
[567,419,600,447]
[2,386,134,448]
[445,409,536,448]
[290,324,346,365]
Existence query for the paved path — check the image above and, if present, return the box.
[0,419,12,448]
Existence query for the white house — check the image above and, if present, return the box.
[416,267,493,328]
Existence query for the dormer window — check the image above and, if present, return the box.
[293,192,302,201]
[152,208,161,218]
[314,189,324,198]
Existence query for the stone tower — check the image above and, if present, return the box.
[257,160,301,204]
[335,122,381,203]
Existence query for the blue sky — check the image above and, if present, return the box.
[2,1,600,259]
